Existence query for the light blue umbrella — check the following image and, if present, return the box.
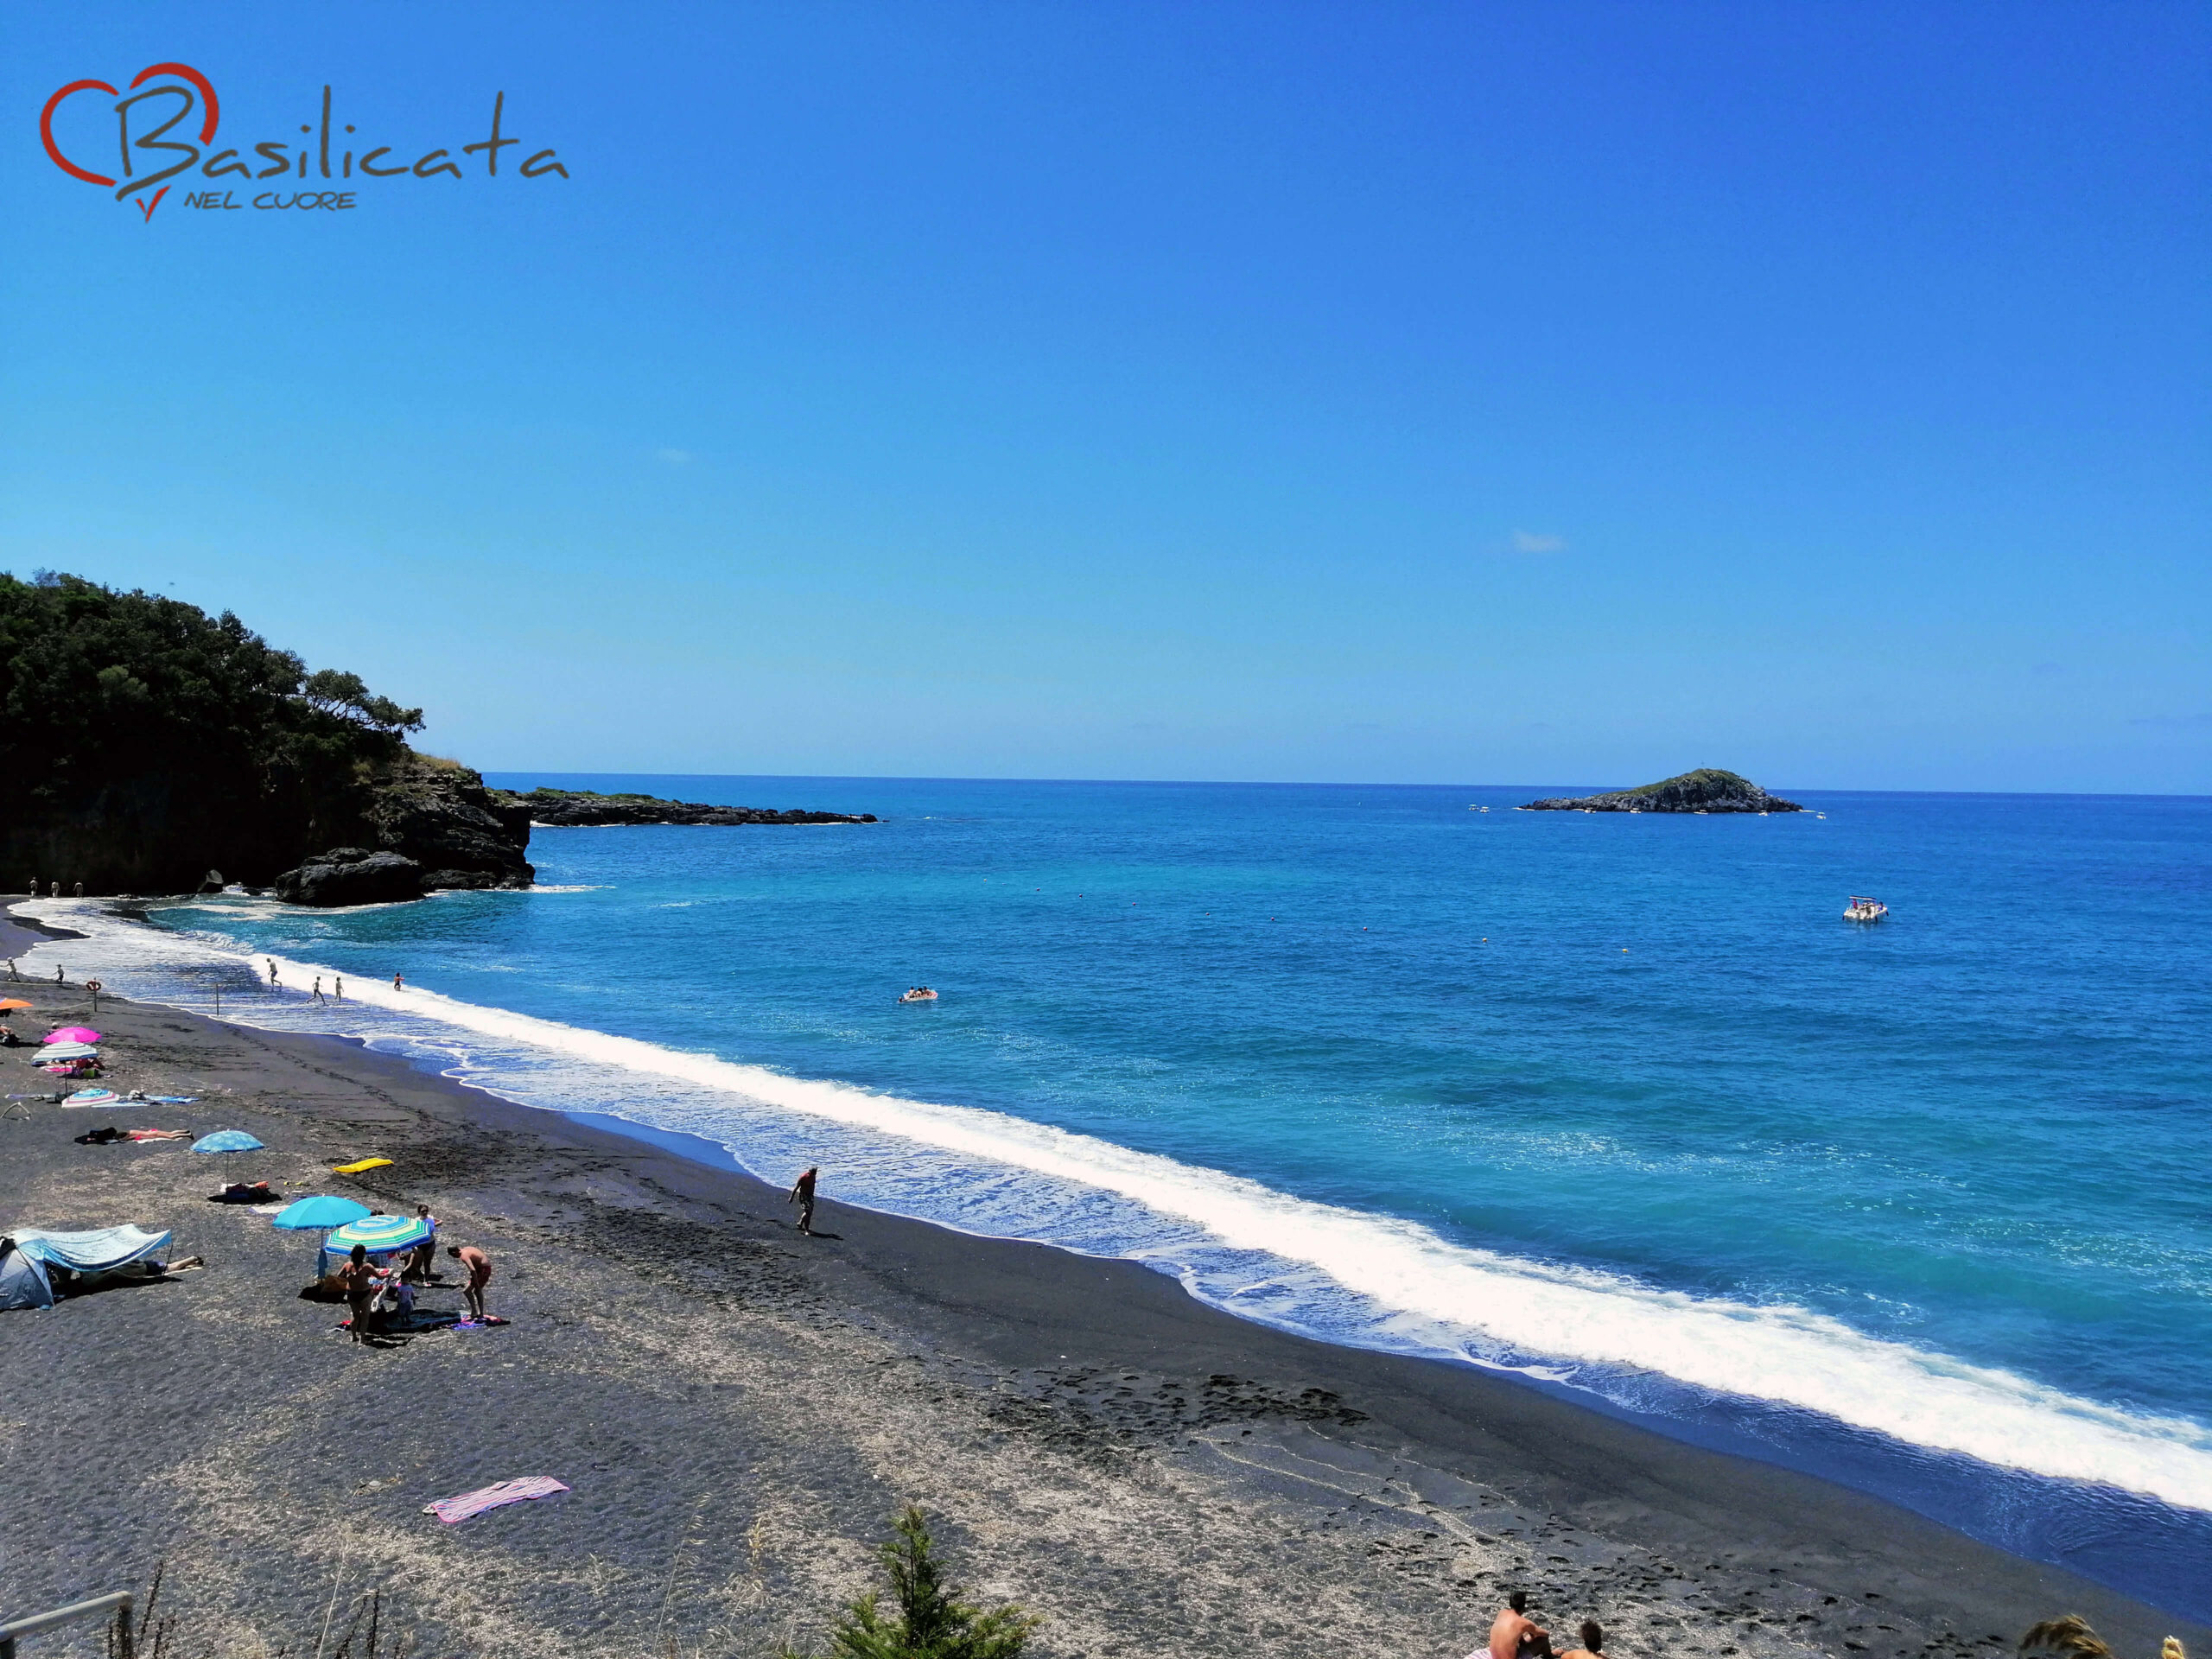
[271,1195,372,1230]
[192,1129,264,1154]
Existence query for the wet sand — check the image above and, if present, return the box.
[0,957,2199,1659]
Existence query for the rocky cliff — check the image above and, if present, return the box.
[270,755,536,906]
[1522,768,1803,813]
[497,787,876,828]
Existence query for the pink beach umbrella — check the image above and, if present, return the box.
[44,1027,101,1045]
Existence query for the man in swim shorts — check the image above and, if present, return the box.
[447,1243,493,1320]
[788,1166,818,1235]
[1482,1591,1552,1659]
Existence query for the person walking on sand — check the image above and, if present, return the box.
[1480,1592,1553,1659]
[312,976,324,1003]
[446,1243,493,1321]
[267,958,279,988]
[340,1243,375,1344]
[788,1166,818,1235]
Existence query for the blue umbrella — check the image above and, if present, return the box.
[271,1195,372,1230]
[192,1129,265,1154]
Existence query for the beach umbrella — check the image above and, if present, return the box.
[192,1129,264,1154]
[34,1042,97,1059]
[0,997,30,1012]
[271,1195,372,1230]
[44,1027,100,1045]
[326,1213,432,1255]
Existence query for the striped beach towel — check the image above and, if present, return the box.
[423,1477,569,1524]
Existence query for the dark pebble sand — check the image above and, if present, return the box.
[0,953,2200,1658]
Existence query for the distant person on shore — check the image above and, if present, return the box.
[48,880,59,898]
[393,971,404,990]
[788,1166,819,1235]
[334,975,344,1000]
[447,1243,493,1320]
[1483,1592,1552,1659]
[340,1243,375,1342]
[312,976,324,1003]
[266,959,279,988]
[72,881,82,898]
[1558,1622,1605,1659]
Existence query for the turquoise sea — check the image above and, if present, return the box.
[39,778,2212,1613]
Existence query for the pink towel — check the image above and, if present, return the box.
[423,1477,569,1524]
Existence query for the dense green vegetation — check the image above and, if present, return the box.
[1613,768,1755,798]
[0,571,429,892]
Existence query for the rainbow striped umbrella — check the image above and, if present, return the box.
[326,1214,433,1255]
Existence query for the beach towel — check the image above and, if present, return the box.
[333,1156,393,1174]
[423,1477,568,1524]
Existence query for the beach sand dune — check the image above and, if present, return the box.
[0,976,2196,1658]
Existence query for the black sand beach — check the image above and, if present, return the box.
[2,951,2200,1658]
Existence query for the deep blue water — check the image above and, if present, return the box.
[40,777,2212,1611]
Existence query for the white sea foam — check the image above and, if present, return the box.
[22,899,2212,1516]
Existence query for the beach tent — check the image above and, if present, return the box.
[271,1195,372,1230]
[192,1129,264,1154]
[0,1239,54,1311]
[6,1226,171,1300]
[318,1213,432,1277]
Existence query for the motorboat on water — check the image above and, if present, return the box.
[1843,896,1888,923]
[899,987,939,1002]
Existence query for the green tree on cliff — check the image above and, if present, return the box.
[0,571,423,891]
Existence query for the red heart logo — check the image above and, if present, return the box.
[41,62,219,188]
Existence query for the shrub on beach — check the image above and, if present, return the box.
[784,1504,1039,1659]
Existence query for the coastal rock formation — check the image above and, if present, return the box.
[0,573,534,897]
[272,847,424,906]
[363,756,535,889]
[1522,768,1803,813]
[497,787,877,828]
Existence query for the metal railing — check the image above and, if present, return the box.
[0,1592,132,1659]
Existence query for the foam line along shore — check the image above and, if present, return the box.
[13,893,2212,1615]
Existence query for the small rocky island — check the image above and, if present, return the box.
[1522,768,1803,814]
[499,787,877,828]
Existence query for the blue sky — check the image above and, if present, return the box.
[3,2,2205,791]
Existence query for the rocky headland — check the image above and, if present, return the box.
[499,786,876,828]
[3,573,535,905]
[1522,768,1804,813]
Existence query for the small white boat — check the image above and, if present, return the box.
[1843,896,1888,923]
[899,987,939,1003]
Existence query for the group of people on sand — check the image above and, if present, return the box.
[1480,1592,1606,1659]
[331,1204,495,1344]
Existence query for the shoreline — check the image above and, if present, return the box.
[3,964,2202,1656]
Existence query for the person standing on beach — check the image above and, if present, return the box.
[312,976,324,1003]
[267,958,279,988]
[393,971,404,990]
[1482,1592,1552,1659]
[788,1166,818,1235]
[334,975,344,1000]
[404,1205,437,1283]
[340,1243,375,1343]
[446,1243,493,1320]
